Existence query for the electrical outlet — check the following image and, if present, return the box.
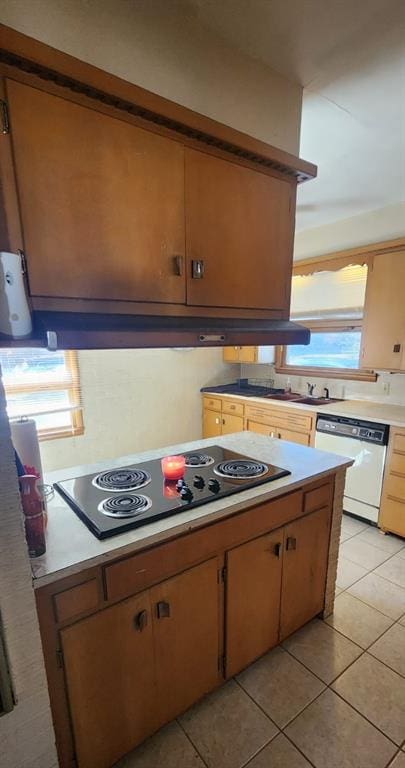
[383,381,390,395]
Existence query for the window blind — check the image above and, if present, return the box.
[290,264,368,321]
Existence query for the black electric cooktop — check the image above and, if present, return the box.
[54,446,290,539]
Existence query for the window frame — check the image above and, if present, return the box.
[3,349,84,441]
[275,319,377,382]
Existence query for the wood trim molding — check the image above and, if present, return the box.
[293,237,405,276]
[0,24,316,183]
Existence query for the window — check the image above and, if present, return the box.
[0,349,83,440]
[275,263,377,381]
[285,326,362,370]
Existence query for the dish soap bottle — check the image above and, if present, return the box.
[286,377,292,394]
[19,474,46,557]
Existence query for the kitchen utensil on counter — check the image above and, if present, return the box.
[0,251,32,338]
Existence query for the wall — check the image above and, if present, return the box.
[0,0,302,154]
[294,202,405,260]
[40,348,234,472]
[0,370,58,768]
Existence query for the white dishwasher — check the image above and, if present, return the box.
[315,414,389,523]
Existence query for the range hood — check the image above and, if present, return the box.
[29,312,310,350]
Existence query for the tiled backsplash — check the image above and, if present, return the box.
[240,363,405,405]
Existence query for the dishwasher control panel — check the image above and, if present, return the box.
[316,415,389,445]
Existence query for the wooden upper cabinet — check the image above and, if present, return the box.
[185,148,294,311]
[361,251,405,371]
[6,79,185,303]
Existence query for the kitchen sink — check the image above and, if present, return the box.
[265,393,343,406]
[295,397,343,406]
[265,392,303,401]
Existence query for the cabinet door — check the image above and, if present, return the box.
[280,508,331,640]
[278,428,310,446]
[239,347,258,363]
[361,251,405,370]
[226,530,283,677]
[185,148,294,310]
[203,408,222,438]
[223,346,242,362]
[151,558,220,723]
[221,413,244,434]
[61,591,156,768]
[6,79,185,303]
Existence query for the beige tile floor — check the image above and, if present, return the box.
[115,515,405,768]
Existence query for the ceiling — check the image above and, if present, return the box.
[187,0,405,232]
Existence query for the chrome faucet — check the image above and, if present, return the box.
[307,382,316,396]
[323,387,330,399]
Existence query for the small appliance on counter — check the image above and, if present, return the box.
[54,446,291,539]
[0,251,32,338]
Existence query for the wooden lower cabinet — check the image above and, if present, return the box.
[222,413,244,434]
[61,589,157,768]
[40,481,334,768]
[203,408,222,438]
[151,558,220,724]
[61,560,220,768]
[279,507,332,640]
[379,427,405,537]
[247,420,311,446]
[226,530,283,677]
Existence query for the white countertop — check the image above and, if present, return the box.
[33,432,351,587]
[211,391,405,427]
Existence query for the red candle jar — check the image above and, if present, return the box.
[161,455,185,481]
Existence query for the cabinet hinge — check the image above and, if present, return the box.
[218,566,227,584]
[56,648,64,670]
[0,99,9,135]
[218,654,226,676]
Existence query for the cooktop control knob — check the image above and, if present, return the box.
[176,478,185,491]
[193,474,205,489]
[180,485,194,502]
[208,478,220,493]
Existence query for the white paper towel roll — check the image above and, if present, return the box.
[10,417,44,491]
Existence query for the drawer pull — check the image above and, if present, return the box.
[286,536,297,551]
[156,600,171,619]
[134,609,148,632]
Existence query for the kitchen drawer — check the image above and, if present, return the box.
[53,579,100,624]
[389,452,405,476]
[105,491,303,602]
[246,404,312,433]
[203,396,221,412]
[304,482,332,514]
[222,399,244,417]
[383,473,405,501]
[280,428,311,446]
[393,432,405,454]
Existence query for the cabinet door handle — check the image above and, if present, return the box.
[222,418,226,425]
[173,255,184,276]
[215,417,220,424]
[134,609,148,632]
[273,542,282,558]
[192,259,205,279]
[286,536,297,551]
[156,600,171,619]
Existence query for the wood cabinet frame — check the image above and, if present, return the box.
[35,476,336,768]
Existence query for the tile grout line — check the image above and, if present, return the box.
[175,717,210,768]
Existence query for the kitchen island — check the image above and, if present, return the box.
[34,433,352,768]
